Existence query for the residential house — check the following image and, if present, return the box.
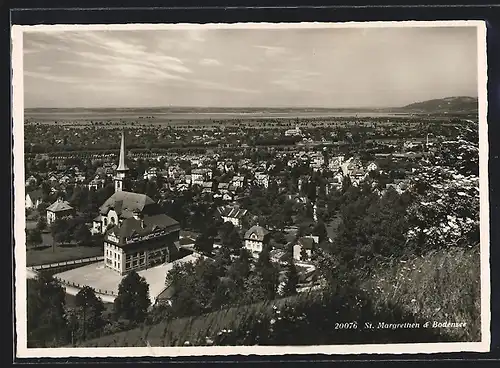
[310,154,325,172]
[292,235,319,261]
[255,172,269,188]
[350,168,368,186]
[217,205,249,228]
[191,168,212,186]
[285,126,302,137]
[25,175,38,187]
[367,162,379,172]
[176,183,189,192]
[230,175,244,188]
[244,225,271,257]
[202,181,214,194]
[143,167,158,181]
[385,179,410,195]
[25,189,43,209]
[46,198,74,225]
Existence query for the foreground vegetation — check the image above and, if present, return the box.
[77,244,479,347]
[362,245,480,342]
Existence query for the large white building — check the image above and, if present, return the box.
[92,131,181,275]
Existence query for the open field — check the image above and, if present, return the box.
[26,244,103,267]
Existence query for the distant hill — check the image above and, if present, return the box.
[396,96,478,114]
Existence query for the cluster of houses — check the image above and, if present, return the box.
[215,203,322,264]
[243,225,320,263]
[25,143,415,248]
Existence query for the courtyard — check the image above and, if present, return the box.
[54,253,203,304]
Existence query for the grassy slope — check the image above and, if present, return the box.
[78,295,305,347]
[361,245,481,341]
[78,245,481,347]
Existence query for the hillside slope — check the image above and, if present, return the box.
[397,96,478,114]
[77,246,479,347]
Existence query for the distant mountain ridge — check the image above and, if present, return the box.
[396,96,478,114]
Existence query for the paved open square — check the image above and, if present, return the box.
[54,253,203,303]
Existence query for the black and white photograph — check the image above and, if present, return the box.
[12,21,489,357]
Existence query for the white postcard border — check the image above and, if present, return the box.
[12,20,490,358]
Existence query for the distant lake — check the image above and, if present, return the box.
[24,108,416,122]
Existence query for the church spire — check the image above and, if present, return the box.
[117,130,129,172]
[114,130,129,193]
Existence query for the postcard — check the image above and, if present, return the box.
[12,21,490,357]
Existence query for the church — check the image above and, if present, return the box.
[92,131,181,275]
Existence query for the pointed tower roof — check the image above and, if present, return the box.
[117,130,129,172]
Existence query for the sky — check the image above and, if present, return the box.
[22,25,479,109]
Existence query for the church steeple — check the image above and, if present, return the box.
[114,130,129,192]
[117,130,129,172]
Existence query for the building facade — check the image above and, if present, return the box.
[96,130,181,274]
[103,213,181,275]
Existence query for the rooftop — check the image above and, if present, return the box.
[99,191,159,218]
[47,199,73,213]
[244,225,270,241]
[106,213,179,246]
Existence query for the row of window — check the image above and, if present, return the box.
[105,249,121,261]
[245,241,263,250]
[125,258,146,270]
[105,258,121,270]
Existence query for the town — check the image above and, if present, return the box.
[24,108,480,347]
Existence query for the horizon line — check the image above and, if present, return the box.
[23,96,479,111]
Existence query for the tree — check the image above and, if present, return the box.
[27,272,68,347]
[26,228,43,247]
[300,247,309,262]
[114,271,151,323]
[165,258,221,317]
[75,286,105,340]
[312,221,328,244]
[255,244,279,300]
[36,215,47,232]
[37,201,49,214]
[281,260,299,297]
[227,248,252,284]
[194,232,214,255]
[220,222,243,252]
[242,273,267,304]
[73,223,92,245]
[50,218,71,244]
